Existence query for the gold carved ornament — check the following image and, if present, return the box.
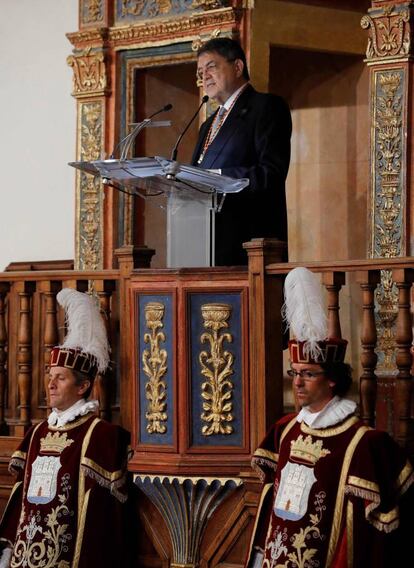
[361,7,410,60]
[199,303,235,436]
[372,72,403,370]
[82,0,104,24]
[78,102,104,271]
[67,48,108,97]
[142,302,168,434]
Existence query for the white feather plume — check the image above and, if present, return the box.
[57,288,110,373]
[282,267,328,360]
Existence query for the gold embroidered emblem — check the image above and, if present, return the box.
[290,435,331,464]
[40,432,74,454]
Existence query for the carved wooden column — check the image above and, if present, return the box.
[357,270,381,427]
[38,281,61,409]
[95,279,116,420]
[362,2,414,371]
[0,284,9,433]
[67,2,113,270]
[322,272,345,339]
[15,282,35,435]
[244,238,286,448]
[392,268,414,451]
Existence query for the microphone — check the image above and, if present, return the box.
[109,103,173,159]
[171,95,208,161]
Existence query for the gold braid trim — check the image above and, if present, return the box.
[301,415,360,437]
[81,457,128,503]
[73,488,91,568]
[397,460,414,496]
[326,425,370,566]
[245,483,273,566]
[365,501,399,533]
[8,451,26,474]
[346,501,353,568]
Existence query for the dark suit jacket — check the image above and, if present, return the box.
[191,84,291,266]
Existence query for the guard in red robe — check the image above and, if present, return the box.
[245,267,414,568]
[0,289,131,568]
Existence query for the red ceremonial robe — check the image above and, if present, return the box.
[0,413,130,568]
[246,413,413,568]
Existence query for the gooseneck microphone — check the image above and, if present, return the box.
[170,95,209,161]
[109,103,173,159]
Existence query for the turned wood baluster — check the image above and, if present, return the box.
[322,272,345,339]
[0,284,10,432]
[357,270,380,427]
[40,282,60,407]
[16,282,35,434]
[95,280,115,421]
[392,269,414,450]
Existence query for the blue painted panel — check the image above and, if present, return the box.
[137,293,174,445]
[189,292,243,447]
[115,0,201,23]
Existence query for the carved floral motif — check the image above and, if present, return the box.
[77,102,104,270]
[371,70,405,370]
[67,49,108,97]
[199,303,234,436]
[142,302,168,434]
[361,6,410,60]
[81,0,104,24]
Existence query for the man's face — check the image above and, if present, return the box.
[290,362,335,413]
[48,367,90,411]
[197,51,245,105]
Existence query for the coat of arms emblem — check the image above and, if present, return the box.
[27,456,61,504]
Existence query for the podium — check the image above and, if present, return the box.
[70,156,249,267]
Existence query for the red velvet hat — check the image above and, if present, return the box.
[288,338,348,364]
[50,289,110,378]
[283,267,347,365]
[50,347,98,378]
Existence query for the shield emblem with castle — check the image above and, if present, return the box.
[274,462,316,521]
[27,456,61,504]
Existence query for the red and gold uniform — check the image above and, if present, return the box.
[0,413,130,568]
[246,409,413,568]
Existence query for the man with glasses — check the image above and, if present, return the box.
[245,268,413,568]
[192,37,291,266]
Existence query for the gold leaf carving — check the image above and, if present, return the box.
[142,302,168,434]
[361,7,410,60]
[77,102,104,271]
[199,303,234,436]
[67,48,108,97]
[82,0,104,24]
[371,70,404,370]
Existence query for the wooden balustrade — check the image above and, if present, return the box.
[265,256,414,453]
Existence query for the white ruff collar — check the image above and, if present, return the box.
[48,399,99,428]
[297,396,356,429]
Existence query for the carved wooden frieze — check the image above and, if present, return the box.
[76,102,105,270]
[115,0,229,23]
[361,4,411,61]
[67,48,109,98]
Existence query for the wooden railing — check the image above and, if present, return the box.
[0,269,121,436]
[261,254,414,454]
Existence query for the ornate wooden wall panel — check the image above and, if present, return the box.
[362,0,414,433]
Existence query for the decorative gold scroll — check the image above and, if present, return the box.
[199,303,234,436]
[361,5,410,61]
[67,48,109,98]
[76,102,104,270]
[142,302,168,434]
[370,69,405,370]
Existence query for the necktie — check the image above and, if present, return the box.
[210,106,227,138]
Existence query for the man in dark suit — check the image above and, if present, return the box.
[192,38,292,266]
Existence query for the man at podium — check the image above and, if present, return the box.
[192,37,292,266]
